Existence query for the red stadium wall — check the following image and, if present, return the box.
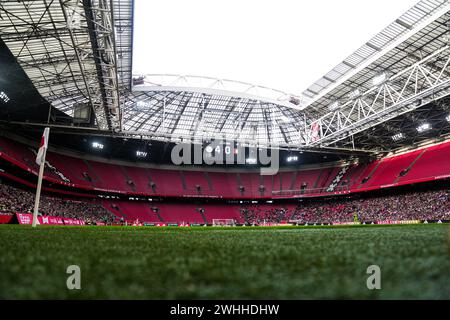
[0,214,13,224]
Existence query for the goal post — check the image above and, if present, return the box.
[212,219,236,226]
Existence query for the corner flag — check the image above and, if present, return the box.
[36,127,50,166]
[32,127,50,227]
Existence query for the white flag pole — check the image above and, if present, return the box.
[32,127,50,228]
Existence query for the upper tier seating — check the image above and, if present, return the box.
[1,136,449,199]
[365,150,423,187]
[398,143,450,182]
[0,137,69,182]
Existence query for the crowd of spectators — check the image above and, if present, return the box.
[1,180,449,226]
[0,182,116,224]
[240,189,450,225]
[240,206,289,224]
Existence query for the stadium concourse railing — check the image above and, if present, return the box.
[272,185,351,197]
[0,137,449,201]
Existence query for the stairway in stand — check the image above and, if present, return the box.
[393,149,427,184]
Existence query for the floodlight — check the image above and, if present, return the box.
[0,91,10,103]
[416,123,431,133]
[329,101,340,111]
[136,151,148,157]
[92,142,104,149]
[391,133,405,141]
[349,89,360,99]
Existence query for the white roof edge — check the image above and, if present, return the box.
[132,85,303,110]
[132,73,306,110]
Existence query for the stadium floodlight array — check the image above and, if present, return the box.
[92,142,104,149]
[0,91,10,103]
[286,156,299,162]
[136,151,148,157]
[348,89,360,99]
[391,133,405,141]
[136,101,152,109]
[416,123,431,133]
[328,101,340,111]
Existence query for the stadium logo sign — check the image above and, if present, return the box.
[171,137,279,175]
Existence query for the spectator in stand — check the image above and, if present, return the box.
[0,182,116,224]
[240,189,450,225]
[1,181,449,226]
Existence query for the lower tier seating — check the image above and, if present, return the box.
[0,182,115,224]
[102,189,450,225]
[1,181,448,225]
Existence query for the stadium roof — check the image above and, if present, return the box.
[302,0,450,148]
[0,0,449,152]
[0,0,123,131]
[302,0,449,104]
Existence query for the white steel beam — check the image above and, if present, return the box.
[300,1,450,110]
[307,46,450,147]
[59,0,121,131]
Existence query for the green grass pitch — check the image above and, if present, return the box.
[0,224,449,299]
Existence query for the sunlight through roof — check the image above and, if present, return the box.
[132,0,420,95]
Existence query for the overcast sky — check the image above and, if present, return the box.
[132,0,419,95]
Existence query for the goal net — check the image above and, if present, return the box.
[212,219,236,226]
